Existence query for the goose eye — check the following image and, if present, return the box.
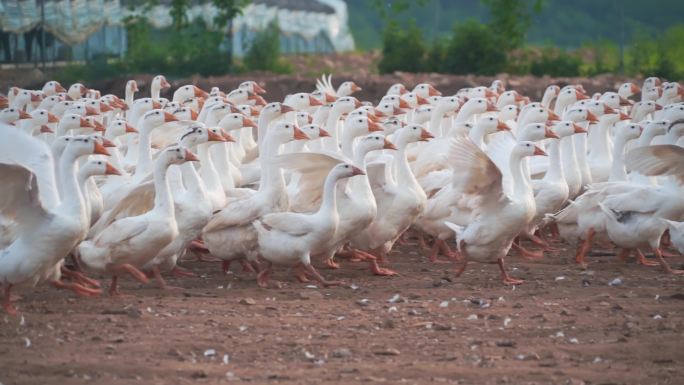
[84,139,89,143]
[526,143,530,147]
[40,111,44,115]
[176,148,180,152]
[478,100,482,103]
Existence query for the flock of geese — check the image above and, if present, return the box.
[1,74,683,315]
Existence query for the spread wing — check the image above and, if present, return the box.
[316,74,336,97]
[0,163,52,232]
[625,145,684,184]
[259,212,314,236]
[483,131,518,195]
[203,195,267,232]
[449,136,504,202]
[88,181,155,238]
[93,218,149,247]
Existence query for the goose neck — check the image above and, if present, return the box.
[609,135,629,181]
[544,140,564,182]
[152,158,174,216]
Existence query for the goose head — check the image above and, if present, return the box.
[343,115,383,137]
[387,83,408,96]
[523,106,559,125]
[497,90,524,107]
[331,163,366,181]
[395,124,433,145]
[63,135,111,159]
[519,122,558,141]
[413,83,441,98]
[0,107,32,124]
[564,107,599,124]
[266,122,309,145]
[67,83,89,100]
[80,159,121,179]
[106,118,138,139]
[616,123,643,143]
[286,92,323,110]
[550,120,587,138]
[642,87,662,101]
[665,119,684,143]
[380,94,411,110]
[296,111,313,127]
[599,92,630,109]
[173,84,209,102]
[311,89,337,104]
[208,102,241,123]
[337,81,362,97]
[632,100,662,121]
[474,115,511,136]
[217,113,256,134]
[468,86,498,99]
[42,81,66,96]
[375,101,405,117]
[239,80,266,95]
[83,116,106,133]
[617,82,640,99]
[38,95,62,111]
[643,77,661,92]
[57,113,96,135]
[512,141,547,160]
[490,79,505,95]
[126,80,139,95]
[640,120,669,144]
[298,124,329,140]
[236,104,260,118]
[171,106,199,121]
[261,102,295,121]
[556,87,588,110]
[664,103,684,122]
[179,125,227,148]
[11,88,37,108]
[159,145,200,167]
[542,85,561,103]
[412,105,434,125]
[499,105,519,122]
[332,96,361,116]
[662,82,683,101]
[140,109,179,132]
[459,97,497,118]
[226,88,255,105]
[130,97,162,120]
[152,75,171,93]
[380,117,405,135]
[358,133,397,154]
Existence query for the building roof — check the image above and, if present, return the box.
[255,0,335,14]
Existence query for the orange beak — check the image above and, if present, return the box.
[163,111,179,122]
[485,89,498,98]
[374,108,386,118]
[208,129,227,142]
[85,106,98,116]
[18,110,32,119]
[399,99,410,109]
[307,115,313,124]
[428,85,441,97]
[293,126,310,140]
[80,117,95,128]
[393,106,406,115]
[677,87,684,98]
[383,138,397,150]
[125,123,138,133]
[101,137,116,148]
[184,149,200,162]
[416,94,429,105]
[603,105,616,114]
[497,120,510,131]
[319,128,331,137]
[486,102,499,112]
[619,96,632,106]
[324,92,336,103]
[420,128,434,141]
[0,96,7,109]
[93,141,110,156]
[351,166,365,176]
[30,93,43,102]
[586,111,599,123]
[253,83,266,94]
[40,124,54,134]
[152,100,162,109]
[280,104,295,114]
[630,83,641,94]
[514,92,525,102]
[351,83,362,93]
[190,109,199,120]
[253,95,267,106]
[131,81,139,92]
[93,121,106,132]
[80,85,90,95]
[160,77,171,89]
[308,95,323,106]
[533,146,547,156]
[243,117,257,128]
[618,112,630,121]
[105,162,122,176]
[353,98,362,108]
[655,103,663,111]
[194,86,209,98]
[55,83,67,93]
[100,102,113,112]
[368,120,383,132]
[573,123,587,133]
[250,106,260,115]
[575,90,589,100]
[544,126,560,139]
[547,110,561,121]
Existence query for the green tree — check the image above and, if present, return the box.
[170,0,190,31]
[378,21,427,74]
[443,20,505,75]
[481,0,544,51]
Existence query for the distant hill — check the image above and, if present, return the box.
[345,0,684,50]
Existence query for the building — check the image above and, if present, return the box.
[0,0,354,64]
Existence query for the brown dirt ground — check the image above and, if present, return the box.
[1,235,683,385]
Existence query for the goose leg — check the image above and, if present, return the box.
[170,265,196,277]
[50,279,101,297]
[150,266,182,290]
[437,239,461,261]
[395,231,413,246]
[257,261,272,288]
[2,284,17,316]
[189,240,221,262]
[635,249,660,267]
[240,259,257,274]
[453,240,469,278]
[548,222,560,239]
[221,260,232,275]
[293,263,311,283]
[497,258,524,285]
[574,228,595,267]
[511,242,544,260]
[325,258,340,269]
[108,276,126,297]
[60,265,101,289]
[106,264,150,297]
[302,263,344,287]
[426,241,449,264]
[654,248,684,275]
[616,248,632,262]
